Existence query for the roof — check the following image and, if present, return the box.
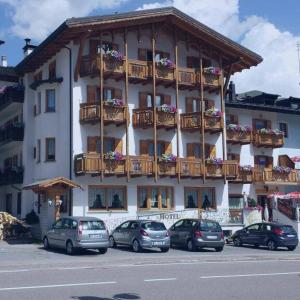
[0,66,18,82]
[237,90,280,100]
[16,7,262,74]
[23,176,81,193]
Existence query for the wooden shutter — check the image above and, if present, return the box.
[267,156,273,168]
[87,136,97,153]
[205,99,215,109]
[205,144,216,158]
[138,48,147,61]
[165,141,172,154]
[140,140,149,156]
[266,120,272,129]
[139,92,148,109]
[185,97,193,113]
[187,143,194,158]
[186,56,194,68]
[87,85,96,103]
[163,95,171,105]
[114,138,123,153]
[113,88,122,99]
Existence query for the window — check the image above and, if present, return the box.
[226,114,238,125]
[139,92,171,108]
[53,219,63,229]
[254,155,273,169]
[186,56,200,68]
[186,143,215,159]
[138,48,169,62]
[87,137,121,154]
[46,89,56,112]
[36,92,41,115]
[279,122,288,137]
[36,139,41,163]
[184,187,216,210]
[119,221,130,229]
[48,60,56,79]
[45,138,55,161]
[140,140,170,157]
[229,195,244,209]
[247,224,261,232]
[137,186,174,210]
[227,153,240,162]
[88,186,127,210]
[253,119,271,130]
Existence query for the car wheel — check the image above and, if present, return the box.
[43,237,50,249]
[233,237,242,247]
[132,239,141,253]
[187,239,196,251]
[160,247,169,253]
[66,240,74,255]
[109,236,117,248]
[98,248,108,254]
[287,246,296,251]
[267,240,277,251]
[215,246,224,252]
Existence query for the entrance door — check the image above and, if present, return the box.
[257,195,273,221]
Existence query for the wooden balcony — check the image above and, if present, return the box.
[103,159,126,176]
[79,55,98,77]
[103,57,125,79]
[128,60,148,82]
[179,159,203,178]
[227,130,252,145]
[79,103,127,125]
[157,160,177,177]
[129,156,154,177]
[264,169,298,184]
[204,115,224,133]
[177,67,196,88]
[148,65,175,84]
[0,123,24,146]
[133,108,154,129]
[156,109,176,129]
[224,161,239,179]
[202,72,220,92]
[180,112,201,131]
[230,169,253,183]
[205,161,238,179]
[253,132,284,148]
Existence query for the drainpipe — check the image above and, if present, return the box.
[62,46,73,216]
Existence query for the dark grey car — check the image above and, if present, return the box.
[109,220,170,252]
[43,217,109,255]
[169,219,225,251]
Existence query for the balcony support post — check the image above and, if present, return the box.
[199,49,205,183]
[124,28,130,182]
[74,32,90,82]
[99,33,104,181]
[152,24,158,182]
[174,31,180,183]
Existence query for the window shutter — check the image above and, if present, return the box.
[205,99,215,109]
[140,140,149,156]
[139,92,148,109]
[87,85,96,103]
[114,138,123,153]
[113,88,122,99]
[163,94,171,105]
[33,105,36,116]
[185,97,193,113]
[266,120,272,129]
[87,136,97,153]
[267,156,273,168]
[165,141,172,154]
[206,144,216,158]
[138,48,147,61]
[186,56,194,68]
[187,143,194,158]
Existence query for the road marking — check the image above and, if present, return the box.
[200,271,300,279]
[0,281,117,292]
[144,278,177,282]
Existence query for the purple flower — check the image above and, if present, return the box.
[203,67,221,75]
[206,157,223,166]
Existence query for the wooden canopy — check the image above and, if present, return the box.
[23,177,81,194]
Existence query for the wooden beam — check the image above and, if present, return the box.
[223,63,233,97]
[74,32,90,82]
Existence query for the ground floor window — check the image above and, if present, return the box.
[88,186,127,211]
[228,194,244,224]
[137,186,174,210]
[184,187,216,210]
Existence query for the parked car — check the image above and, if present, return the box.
[109,220,170,252]
[232,222,299,251]
[169,219,225,252]
[43,217,109,255]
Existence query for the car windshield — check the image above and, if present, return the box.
[141,222,166,231]
[80,220,105,230]
[199,221,222,232]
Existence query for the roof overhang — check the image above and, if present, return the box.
[16,7,262,74]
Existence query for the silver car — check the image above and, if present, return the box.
[43,217,109,255]
[109,220,170,252]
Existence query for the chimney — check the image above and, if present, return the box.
[23,38,36,57]
[228,81,236,102]
[1,56,8,67]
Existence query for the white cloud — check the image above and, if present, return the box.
[138,0,300,97]
[0,0,129,41]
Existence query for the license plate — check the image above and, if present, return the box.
[152,241,163,246]
[90,234,101,239]
[287,234,295,237]
[207,235,218,239]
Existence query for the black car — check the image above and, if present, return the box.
[169,219,225,252]
[232,222,298,251]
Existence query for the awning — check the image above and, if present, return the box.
[23,177,82,193]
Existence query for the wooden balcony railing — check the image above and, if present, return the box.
[205,161,238,179]
[224,161,239,179]
[79,55,98,77]
[128,60,148,80]
[264,169,298,184]
[202,72,220,88]
[177,67,196,86]
[148,65,176,81]
[80,103,100,123]
[253,132,284,148]
[230,169,253,183]
[129,156,154,177]
[103,159,126,176]
[227,130,252,144]
[179,159,203,178]
[103,57,125,75]
[157,159,177,177]
[156,109,176,129]
[180,112,201,131]
[204,115,224,132]
[133,108,154,128]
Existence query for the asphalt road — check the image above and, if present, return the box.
[1,242,300,300]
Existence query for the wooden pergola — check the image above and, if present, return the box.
[23,177,82,220]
